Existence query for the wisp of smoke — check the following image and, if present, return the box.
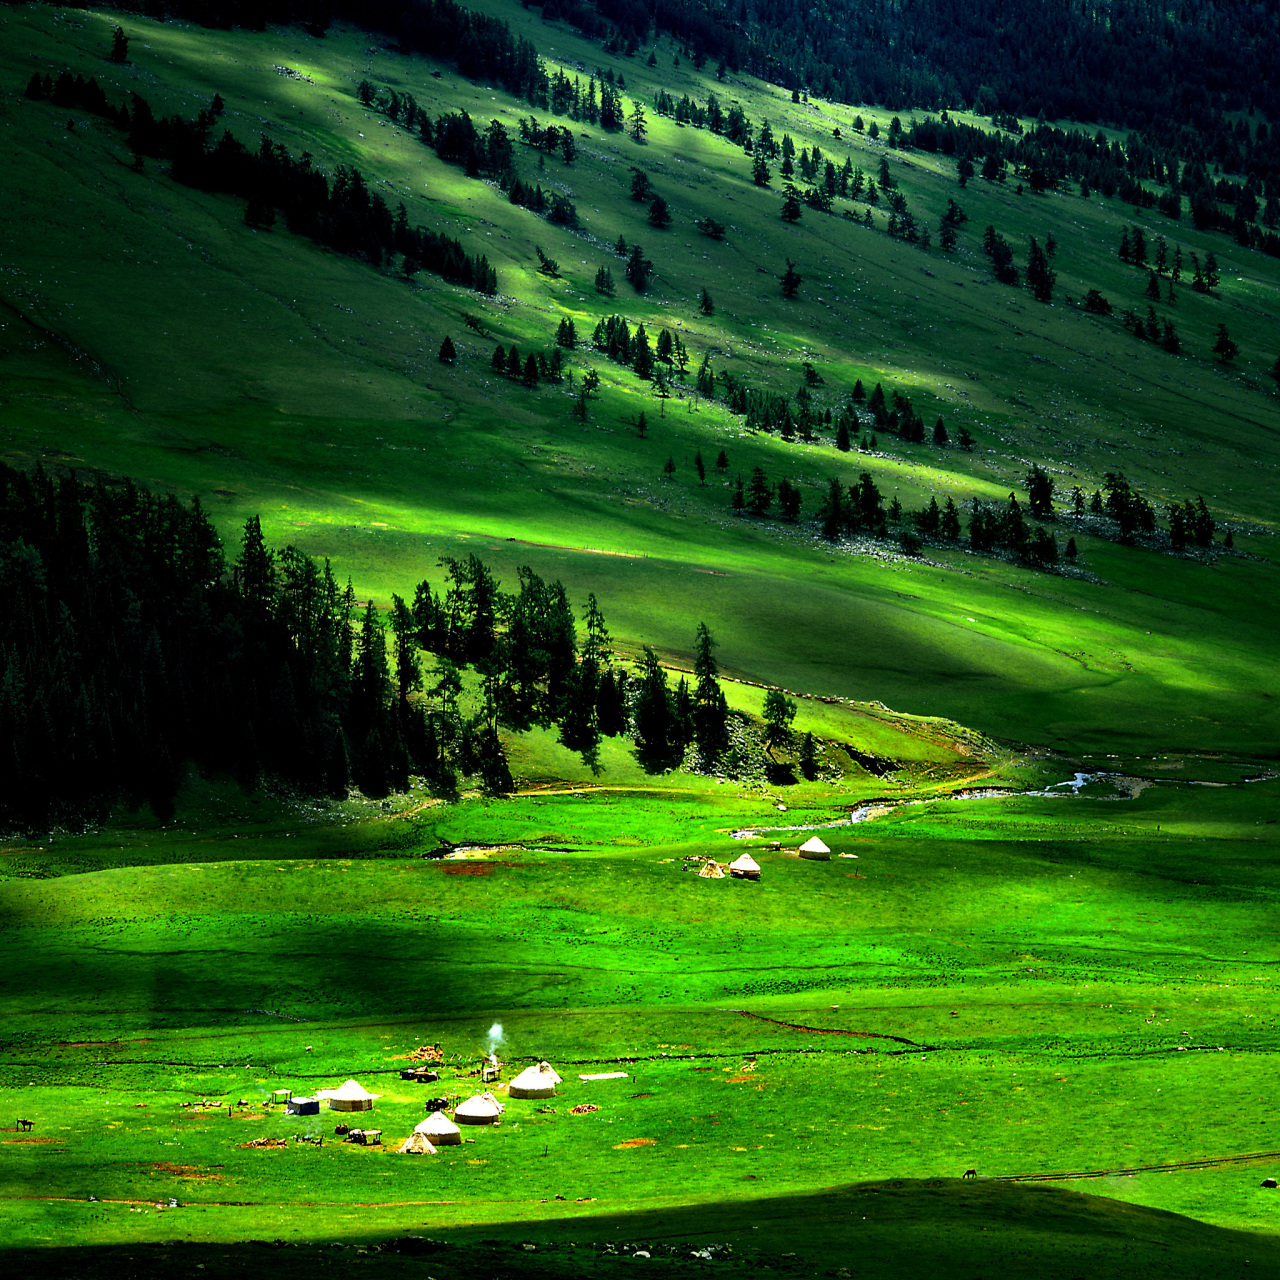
[486,1022,504,1053]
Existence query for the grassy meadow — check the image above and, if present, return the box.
[2,2,1280,1275]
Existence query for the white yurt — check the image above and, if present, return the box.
[508,1061,562,1099]
[398,1132,437,1155]
[799,836,832,860]
[318,1079,381,1112]
[455,1091,505,1125]
[729,852,761,880]
[415,1112,462,1146]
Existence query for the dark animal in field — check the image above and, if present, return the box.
[17,1119,33,1132]
[334,1124,350,1135]
[963,1167,977,1179]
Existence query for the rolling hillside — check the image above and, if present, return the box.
[2,3,1280,1276]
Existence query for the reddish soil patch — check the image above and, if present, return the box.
[2,1137,64,1145]
[727,1075,765,1084]
[613,1138,656,1148]
[441,863,494,876]
[139,1163,224,1180]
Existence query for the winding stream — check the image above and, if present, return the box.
[730,770,1276,840]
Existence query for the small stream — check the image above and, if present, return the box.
[730,770,1276,840]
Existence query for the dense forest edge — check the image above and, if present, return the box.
[0,465,815,832]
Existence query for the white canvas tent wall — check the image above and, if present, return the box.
[415,1112,462,1145]
[729,853,761,880]
[508,1062,562,1099]
[317,1079,381,1112]
[398,1132,437,1154]
[455,1091,505,1124]
[798,836,831,860]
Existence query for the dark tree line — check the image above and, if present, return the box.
[0,466,452,830]
[23,73,496,293]
[0,467,750,829]
[572,0,1280,142]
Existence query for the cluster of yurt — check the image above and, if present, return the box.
[313,1061,565,1154]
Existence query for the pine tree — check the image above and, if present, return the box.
[780,259,802,298]
[761,688,796,759]
[628,101,648,143]
[648,195,671,228]
[594,265,615,295]
[787,728,813,778]
[1026,236,1055,302]
[691,622,728,763]
[625,243,653,291]
[1213,324,1238,363]
[781,183,803,222]
[1026,464,1054,519]
[438,335,457,363]
[695,450,706,484]
[109,26,129,63]
[699,286,714,315]
[747,467,773,515]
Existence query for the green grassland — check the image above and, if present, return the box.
[3,777,1280,1276]
[3,2,1280,1274]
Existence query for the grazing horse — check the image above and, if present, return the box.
[963,1167,977,1179]
[17,1119,33,1132]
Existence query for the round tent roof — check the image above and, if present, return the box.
[729,853,760,872]
[509,1062,562,1098]
[455,1091,505,1124]
[799,836,831,859]
[415,1112,462,1143]
[317,1079,382,1102]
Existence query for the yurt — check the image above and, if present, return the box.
[319,1080,381,1112]
[397,1132,437,1155]
[415,1112,462,1146]
[798,836,832,861]
[697,858,725,879]
[508,1061,562,1100]
[454,1091,505,1125]
[729,853,761,881]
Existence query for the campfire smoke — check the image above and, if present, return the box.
[486,1023,504,1054]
